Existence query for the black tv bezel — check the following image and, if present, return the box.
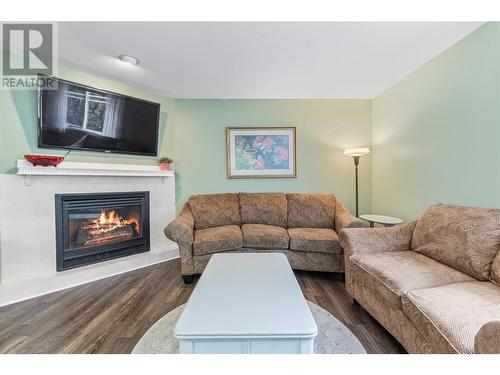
[37,75,161,157]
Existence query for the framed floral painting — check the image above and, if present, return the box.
[226,127,297,178]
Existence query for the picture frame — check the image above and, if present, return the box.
[226,126,297,178]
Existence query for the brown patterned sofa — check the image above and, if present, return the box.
[164,192,367,283]
[339,203,500,354]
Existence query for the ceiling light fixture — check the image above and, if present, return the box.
[119,55,139,65]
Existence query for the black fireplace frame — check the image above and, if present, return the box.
[55,191,150,271]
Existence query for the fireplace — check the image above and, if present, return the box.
[55,192,150,271]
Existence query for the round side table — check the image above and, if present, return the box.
[360,214,403,228]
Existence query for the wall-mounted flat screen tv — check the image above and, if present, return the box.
[38,76,160,156]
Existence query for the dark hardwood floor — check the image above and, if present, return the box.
[0,258,401,354]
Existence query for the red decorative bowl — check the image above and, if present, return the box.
[24,155,64,167]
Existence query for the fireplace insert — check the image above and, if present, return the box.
[55,192,150,271]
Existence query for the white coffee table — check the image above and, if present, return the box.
[360,214,403,228]
[174,253,318,354]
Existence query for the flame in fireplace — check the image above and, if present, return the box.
[70,204,143,248]
[92,209,140,233]
[74,209,141,246]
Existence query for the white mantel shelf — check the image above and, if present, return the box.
[17,160,174,185]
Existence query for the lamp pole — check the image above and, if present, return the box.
[353,156,360,218]
[344,147,369,219]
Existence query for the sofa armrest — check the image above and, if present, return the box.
[335,201,369,232]
[474,321,500,354]
[339,220,417,259]
[164,203,195,277]
[164,203,195,244]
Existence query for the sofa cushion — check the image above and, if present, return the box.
[288,228,342,254]
[242,224,289,249]
[193,225,243,256]
[349,251,474,309]
[402,281,500,354]
[239,193,288,228]
[411,204,500,280]
[491,251,500,287]
[188,193,241,229]
[287,193,336,228]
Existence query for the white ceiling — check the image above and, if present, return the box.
[59,22,482,99]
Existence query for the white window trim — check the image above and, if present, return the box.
[65,91,107,135]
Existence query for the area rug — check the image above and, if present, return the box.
[132,301,366,354]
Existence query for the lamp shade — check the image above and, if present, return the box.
[344,147,370,157]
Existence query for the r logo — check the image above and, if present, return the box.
[2,24,53,75]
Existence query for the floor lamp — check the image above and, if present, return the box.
[344,147,370,217]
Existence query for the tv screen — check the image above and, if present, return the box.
[38,76,160,156]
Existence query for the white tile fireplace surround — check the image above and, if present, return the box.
[0,161,179,306]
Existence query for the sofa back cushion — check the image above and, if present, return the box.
[239,193,288,227]
[491,251,500,287]
[188,193,241,229]
[411,204,500,280]
[287,193,336,228]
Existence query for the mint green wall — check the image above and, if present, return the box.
[173,100,372,214]
[372,22,500,222]
[0,65,175,174]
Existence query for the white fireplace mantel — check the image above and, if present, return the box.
[17,160,174,185]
